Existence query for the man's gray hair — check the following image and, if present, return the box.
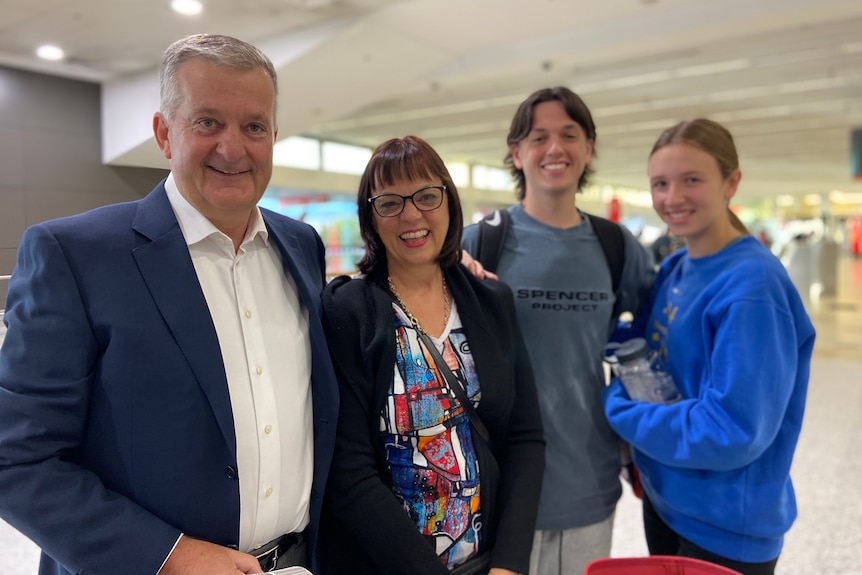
[159,34,278,118]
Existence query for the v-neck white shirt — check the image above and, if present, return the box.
[165,174,313,552]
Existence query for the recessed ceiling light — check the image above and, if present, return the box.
[171,0,203,16]
[36,44,65,61]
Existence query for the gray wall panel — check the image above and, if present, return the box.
[0,188,25,245]
[17,72,101,135]
[0,65,168,294]
[24,188,143,224]
[23,131,106,191]
[0,128,25,188]
[0,69,27,129]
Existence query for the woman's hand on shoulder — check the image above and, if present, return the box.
[461,249,498,281]
[488,569,520,575]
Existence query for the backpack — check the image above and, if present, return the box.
[475,209,626,318]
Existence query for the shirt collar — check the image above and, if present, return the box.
[164,173,269,248]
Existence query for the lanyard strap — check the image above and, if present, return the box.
[415,329,490,444]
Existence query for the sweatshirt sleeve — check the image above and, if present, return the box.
[603,295,805,471]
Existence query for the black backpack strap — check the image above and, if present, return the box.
[476,209,510,273]
[585,213,626,317]
[477,209,626,317]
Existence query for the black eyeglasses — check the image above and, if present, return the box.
[368,185,447,218]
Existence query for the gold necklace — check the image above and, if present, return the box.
[388,274,451,335]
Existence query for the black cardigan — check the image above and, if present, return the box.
[320,264,545,575]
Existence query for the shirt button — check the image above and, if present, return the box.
[245,310,252,319]
[225,466,237,479]
[256,366,263,376]
[265,486,273,497]
[264,425,273,435]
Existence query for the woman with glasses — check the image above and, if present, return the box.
[320,136,545,575]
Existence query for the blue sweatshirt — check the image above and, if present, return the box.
[603,236,815,562]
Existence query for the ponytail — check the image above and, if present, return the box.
[729,208,749,234]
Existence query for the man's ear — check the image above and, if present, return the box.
[510,144,524,170]
[153,112,172,160]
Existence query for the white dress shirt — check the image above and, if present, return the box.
[165,174,313,552]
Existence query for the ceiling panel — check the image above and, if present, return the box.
[1,0,861,201]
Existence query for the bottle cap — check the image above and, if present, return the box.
[614,337,649,363]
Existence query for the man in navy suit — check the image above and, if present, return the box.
[0,34,338,575]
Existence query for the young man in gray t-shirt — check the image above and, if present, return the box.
[462,86,654,575]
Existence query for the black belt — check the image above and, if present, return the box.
[252,531,305,572]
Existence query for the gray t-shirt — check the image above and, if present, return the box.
[462,203,653,530]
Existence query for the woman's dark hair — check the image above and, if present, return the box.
[504,86,597,200]
[356,136,463,278]
[651,118,749,234]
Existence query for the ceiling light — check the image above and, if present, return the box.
[569,81,605,94]
[755,48,829,67]
[601,119,678,135]
[803,194,822,206]
[605,70,672,89]
[711,105,792,122]
[778,77,850,94]
[708,86,774,103]
[171,0,203,15]
[36,45,64,61]
[316,94,523,131]
[595,95,703,117]
[593,102,648,117]
[283,0,336,7]
[675,58,750,78]
[775,195,795,207]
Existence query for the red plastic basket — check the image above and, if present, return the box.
[584,556,742,574]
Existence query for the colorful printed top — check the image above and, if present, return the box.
[381,302,482,569]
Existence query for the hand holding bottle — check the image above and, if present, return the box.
[605,338,681,404]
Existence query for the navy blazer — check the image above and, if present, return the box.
[0,182,338,575]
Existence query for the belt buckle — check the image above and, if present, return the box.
[256,541,280,572]
[270,543,280,570]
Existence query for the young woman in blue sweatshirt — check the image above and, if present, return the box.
[602,119,815,575]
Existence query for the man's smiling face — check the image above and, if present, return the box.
[154,58,277,232]
[510,99,594,199]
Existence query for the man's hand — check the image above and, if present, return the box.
[158,536,263,575]
[489,569,520,575]
[461,250,498,281]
